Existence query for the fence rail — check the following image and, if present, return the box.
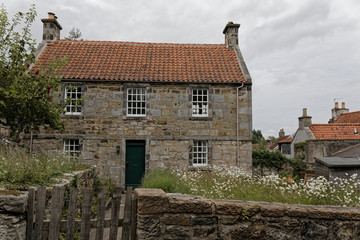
[26,186,137,240]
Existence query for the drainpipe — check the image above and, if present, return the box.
[236,83,244,167]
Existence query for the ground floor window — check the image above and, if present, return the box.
[193,140,208,166]
[63,139,81,157]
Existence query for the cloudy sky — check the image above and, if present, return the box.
[3,0,360,138]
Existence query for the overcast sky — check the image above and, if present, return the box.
[3,0,360,138]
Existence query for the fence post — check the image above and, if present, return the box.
[26,188,35,240]
[122,187,133,240]
[48,187,65,240]
[130,193,137,240]
[79,188,93,240]
[109,187,122,240]
[66,188,79,240]
[95,187,107,240]
[32,187,46,240]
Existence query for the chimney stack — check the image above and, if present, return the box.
[279,129,285,138]
[329,101,349,123]
[223,21,240,48]
[298,108,312,129]
[41,12,62,42]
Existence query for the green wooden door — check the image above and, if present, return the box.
[125,140,145,187]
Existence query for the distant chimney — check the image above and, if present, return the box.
[41,12,62,42]
[298,108,312,129]
[279,129,285,138]
[329,101,349,123]
[223,21,240,48]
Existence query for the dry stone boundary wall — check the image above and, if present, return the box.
[0,167,97,240]
[135,188,360,240]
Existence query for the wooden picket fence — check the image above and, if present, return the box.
[26,186,137,240]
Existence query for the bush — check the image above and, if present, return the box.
[141,169,190,193]
[252,148,290,169]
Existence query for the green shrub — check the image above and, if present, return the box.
[252,148,290,169]
[141,169,190,193]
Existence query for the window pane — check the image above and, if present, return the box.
[127,88,146,116]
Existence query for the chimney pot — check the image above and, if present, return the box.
[48,12,55,19]
[335,102,339,108]
[302,108,307,117]
[342,102,345,109]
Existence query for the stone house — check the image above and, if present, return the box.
[268,129,293,158]
[291,105,360,174]
[28,13,253,187]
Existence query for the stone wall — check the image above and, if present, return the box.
[0,191,27,240]
[25,82,252,186]
[305,140,360,170]
[0,167,97,240]
[135,188,360,240]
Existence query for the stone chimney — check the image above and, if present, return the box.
[279,129,285,138]
[298,108,312,129]
[223,21,240,48]
[329,101,349,123]
[41,12,62,42]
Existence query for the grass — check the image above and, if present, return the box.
[141,167,360,207]
[0,145,87,186]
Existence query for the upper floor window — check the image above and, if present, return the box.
[127,88,146,117]
[65,85,83,115]
[192,89,208,116]
[63,139,81,157]
[193,140,208,166]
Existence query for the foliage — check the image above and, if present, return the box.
[141,168,190,193]
[294,141,308,151]
[65,28,82,40]
[142,166,360,207]
[0,145,86,186]
[252,148,290,169]
[267,136,277,143]
[252,129,264,144]
[0,4,67,138]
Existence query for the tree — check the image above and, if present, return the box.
[0,4,67,141]
[65,27,82,40]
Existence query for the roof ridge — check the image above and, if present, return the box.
[56,39,226,47]
[313,123,360,126]
[340,111,360,115]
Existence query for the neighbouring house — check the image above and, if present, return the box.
[268,129,293,158]
[291,105,360,176]
[27,13,253,187]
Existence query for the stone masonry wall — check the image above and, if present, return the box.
[0,167,96,240]
[25,82,252,185]
[135,188,360,240]
[305,140,360,170]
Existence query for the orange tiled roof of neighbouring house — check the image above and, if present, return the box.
[311,124,360,140]
[334,111,360,123]
[36,40,247,83]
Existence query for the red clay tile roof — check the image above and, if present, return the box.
[334,111,360,123]
[277,136,293,144]
[36,39,246,83]
[268,135,292,150]
[311,124,360,140]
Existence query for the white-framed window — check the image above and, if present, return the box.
[193,140,208,166]
[192,89,208,116]
[63,139,81,157]
[127,88,146,117]
[65,86,83,115]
